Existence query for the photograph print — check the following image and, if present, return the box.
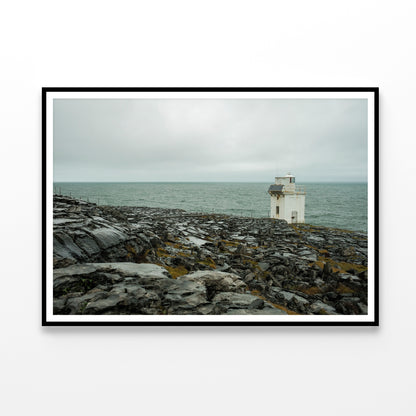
[43,88,378,325]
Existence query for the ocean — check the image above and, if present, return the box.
[53,182,368,232]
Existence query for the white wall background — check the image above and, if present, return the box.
[1,1,414,414]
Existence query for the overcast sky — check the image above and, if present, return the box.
[53,98,368,182]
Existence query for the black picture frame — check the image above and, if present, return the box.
[42,87,379,326]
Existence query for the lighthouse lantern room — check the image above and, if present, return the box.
[268,173,306,223]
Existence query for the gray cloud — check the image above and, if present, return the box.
[53,98,368,182]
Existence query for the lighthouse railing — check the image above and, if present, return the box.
[294,185,306,194]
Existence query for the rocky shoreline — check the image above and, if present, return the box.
[53,195,368,316]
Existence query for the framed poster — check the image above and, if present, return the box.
[42,88,378,326]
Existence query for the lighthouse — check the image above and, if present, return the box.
[268,173,306,223]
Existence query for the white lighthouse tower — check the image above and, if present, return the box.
[268,173,306,223]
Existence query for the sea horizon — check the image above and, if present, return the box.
[52,182,368,232]
[54,180,367,184]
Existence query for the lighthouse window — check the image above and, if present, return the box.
[290,177,295,183]
[276,206,279,215]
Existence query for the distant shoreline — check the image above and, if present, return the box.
[51,182,368,233]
